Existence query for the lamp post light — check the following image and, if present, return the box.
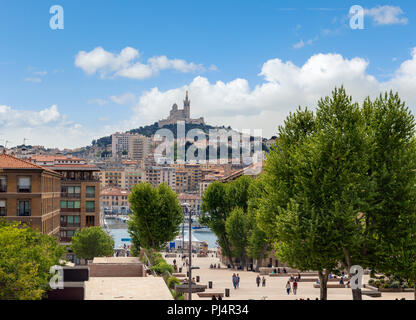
[188,206,193,301]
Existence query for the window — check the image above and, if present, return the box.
[17,177,31,193]
[74,201,81,209]
[86,201,95,212]
[60,200,67,208]
[18,200,31,216]
[0,177,6,192]
[86,186,95,198]
[86,215,95,226]
[0,200,6,216]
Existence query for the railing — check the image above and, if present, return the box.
[60,237,72,243]
[60,222,81,228]
[85,193,96,198]
[61,193,81,199]
[86,208,95,213]
[61,208,81,213]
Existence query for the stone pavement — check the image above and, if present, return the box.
[165,254,414,300]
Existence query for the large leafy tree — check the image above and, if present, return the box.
[0,220,65,300]
[225,207,249,267]
[354,92,416,299]
[261,88,416,300]
[260,104,345,300]
[246,176,272,271]
[71,226,114,261]
[128,183,183,251]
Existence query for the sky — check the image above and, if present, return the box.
[0,0,416,148]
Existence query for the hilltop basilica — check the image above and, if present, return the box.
[157,91,205,128]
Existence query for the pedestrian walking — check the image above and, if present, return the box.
[232,273,237,289]
[262,276,266,287]
[256,275,261,287]
[236,274,240,288]
[293,280,298,295]
[286,281,291,295]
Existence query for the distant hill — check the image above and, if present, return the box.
[92,122,230,148]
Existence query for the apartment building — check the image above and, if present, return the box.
[177,193,202,214]
[128,134,150,161]
[30,155,101,249]
[0,153,61,237]
[144,165,176,191]
[101,187,130,214]
[173,164,202,193]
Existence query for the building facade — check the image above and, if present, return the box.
[0,153,61,237]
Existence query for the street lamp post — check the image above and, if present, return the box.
[188,206,192,300]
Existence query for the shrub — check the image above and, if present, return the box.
[374,280,381,288]
[167,276,181,289]
[384,283,390,289]
[153,257,166,265]
[151,262,174,275]
[368,279,375,286]
[391,281,400,289]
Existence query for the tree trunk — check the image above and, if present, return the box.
[352,288,362,300]
[343,247,363,301]
[255,245,267,272]
[318,270,329,300]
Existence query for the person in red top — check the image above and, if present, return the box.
[293,280,298,295]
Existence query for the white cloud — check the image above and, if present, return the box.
[87,98,108,106]
[127,49,416,139]
[0,104,106,149]
[110,92,137,105]
[75,47,208,79]
[365,6,408,25]
[6,49,416,148]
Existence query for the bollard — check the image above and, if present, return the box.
[209,281,213,289]
[225,288,230,297]
[196,276,200,282]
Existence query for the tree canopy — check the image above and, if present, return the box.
[0,220,65,300]
[71,226,114,261]
[128,183,183,251]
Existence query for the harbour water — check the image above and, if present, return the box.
[105,217,218,249]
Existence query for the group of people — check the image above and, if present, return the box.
[210,263,221,269]
[232,273,240,289]
[256,275,267,287]
[286,280,298,295]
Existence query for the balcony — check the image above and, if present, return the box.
[86,208,95,213]
[61,208,81,213]
[17,187,31,193]
[61,193,81,199]
[85,193,96,198]
[60,222,81,228]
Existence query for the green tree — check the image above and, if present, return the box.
[225,207,249,268]
[71,226,114,261]
[128,183,183,251]
[260,89,368,299]
[0,220,65,300]
[200,176,253,267]
[246,176,271,272]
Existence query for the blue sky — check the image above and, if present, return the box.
[1,0,415,148]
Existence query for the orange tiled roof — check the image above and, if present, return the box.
[101,187,130,196]
[0,153,59,174]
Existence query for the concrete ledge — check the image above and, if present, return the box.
[313,284,349,288]
[46,282,85,300]
[198,292,224,298]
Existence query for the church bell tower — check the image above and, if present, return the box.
[183,90,190,119]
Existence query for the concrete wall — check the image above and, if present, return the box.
[89,263,146,277]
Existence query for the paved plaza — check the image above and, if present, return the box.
[164,254,414,300]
